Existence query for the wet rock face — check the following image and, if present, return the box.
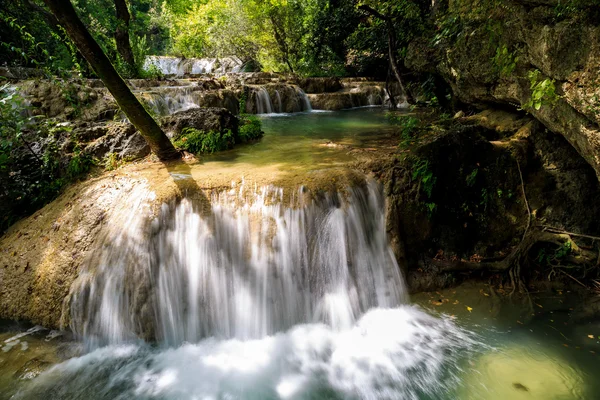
[384,108,600,293]
[298,77,343,94]
[405,0,600,180]
[82,123,151,161]
[160,107,239,139]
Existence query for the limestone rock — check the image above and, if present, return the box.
[160,107,239,139]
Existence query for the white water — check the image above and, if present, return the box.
[69,180,407,345]
[144,87,200,116]
[254,87,274,114]
[251,85,312,114]
[297,86,312,112]
[144,56,242,76]
[23,178,482,399]
[16,307,477,400]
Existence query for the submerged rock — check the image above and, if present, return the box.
[14,358,52,381]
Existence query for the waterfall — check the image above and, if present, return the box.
[69,179,407,346]
[143,87,199,116]
[275,90,283,113]
[144,56,242,76]
[191,58,216,74]
[20,179,479,400]
[296,87,312,111]
[254,87,273,114]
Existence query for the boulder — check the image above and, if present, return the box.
[160,107,239,139]
[83,122,150,161]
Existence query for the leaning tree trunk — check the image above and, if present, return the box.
[359,5,408,108]
[41,0,179,161]
[114,0,136,75]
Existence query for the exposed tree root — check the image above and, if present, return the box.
[429,156,598,293]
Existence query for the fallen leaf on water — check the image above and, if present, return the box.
[430,300,443,306]
[563,344,569,348]
[588,335,594,339]
[453,300,459,305]
[535,303,543,308]
[517,320,523,325]
[466,306,473,312]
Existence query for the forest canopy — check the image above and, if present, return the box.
[0,0,432,78]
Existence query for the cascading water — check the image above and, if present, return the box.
[143,87,199,116]
[251,85,312,114]
[254,87,274,114]
[143,56,243,76]
[296,86,312,112]
[69,180,407,344]
[14,177,479,400]
[275,90,283,113]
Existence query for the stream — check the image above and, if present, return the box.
[1,109,599,399]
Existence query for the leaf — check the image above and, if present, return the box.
[466,306,473,312]
[588,335,594,339]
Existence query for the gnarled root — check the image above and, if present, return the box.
[429,228,598,289]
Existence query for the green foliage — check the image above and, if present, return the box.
[492,45,518,77]
[67,145,95,178]
[104,152,120,171]
[388,114,420,147]
[239,89,248,114]
[411,158,436,198]
[537,241,572,265]
[0,13,54,74]
[466,168,478,187]
[173,128,235,154]
[238,115,263,142]
[524,70,559,111]
[173,115,262,155]
[0,85,93,231]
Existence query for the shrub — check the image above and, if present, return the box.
[173,128,235,154]
[238,115,263,142]
[524,69,559,110]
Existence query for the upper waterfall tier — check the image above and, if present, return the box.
[144,56,244,76]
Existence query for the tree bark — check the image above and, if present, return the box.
[113,0,136,74]
[359,5,408,106]
[41,0,179,161]
[269,13,294,73]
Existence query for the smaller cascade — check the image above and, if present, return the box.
[191,59,216,74]
[275,90,283,113]
[142,87,199,116]
[254,87,273,114]
[296,87,312,112]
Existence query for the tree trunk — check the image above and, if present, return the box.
[269,13,294,73]
[41,0,179,161]
[359,5,408,106]
[113,0,136,75]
